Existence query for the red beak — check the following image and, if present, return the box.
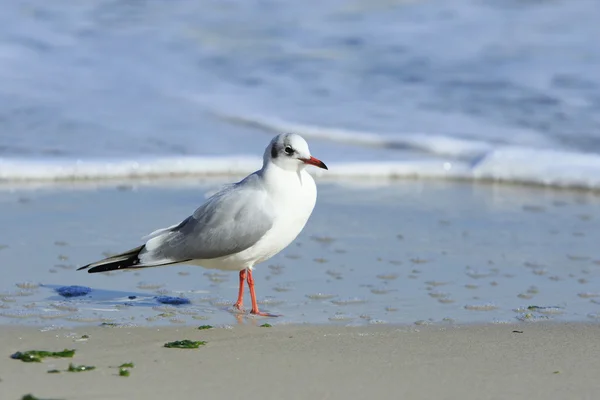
[301,156,328,170]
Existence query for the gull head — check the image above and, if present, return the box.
[264,133,328,172]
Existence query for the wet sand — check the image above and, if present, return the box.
[1,179,600,327]
[1,322,599,400]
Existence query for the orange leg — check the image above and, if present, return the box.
[233,269,246,311]
[246,269,277,317]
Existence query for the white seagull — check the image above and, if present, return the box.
[78,133,328,316]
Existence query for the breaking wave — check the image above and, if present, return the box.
[3,113,600,191]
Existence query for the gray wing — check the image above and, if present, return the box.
[141,176,274,264]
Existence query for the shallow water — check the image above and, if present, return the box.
[1,0,600,188]
[1,181,599,327]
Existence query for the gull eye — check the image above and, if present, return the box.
[284,146,294,155]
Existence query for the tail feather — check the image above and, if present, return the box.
[77,245,145,273]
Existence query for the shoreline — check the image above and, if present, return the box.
[1,322,599,400]
[1,180,599,328]
[3,173,600,194]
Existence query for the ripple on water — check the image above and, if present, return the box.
[268,264,285,275]
[196,296,218,303]
[0,296,17,303]
[370,287,393,295]
[152,305,179,313]
[0,309,40,319]
[137,282,165,290]
[331,297,367,305]
[328,313,355,322]
[204,272,229,283]
[273,285,293,292]
[310,236,336,245]
[425,281,449,287]
[464,303,498,311]
[257,297,285,306]
[15,282,40,290]
[306,293,337,300]
[0,290,36,297]
[210,298,234,307]
[40,311,75,320]
[578,292,600,298]
[515,306,564,315]
[376,273,399,280]
[465,269,496,279]
[176,308,201,315]
[65,316,105,323]
[326,270,343,279]
[428,291,450,298]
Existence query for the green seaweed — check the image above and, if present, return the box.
[11,349,75,363]
[164,340,206,349]
[21,395,62,400]
[197,325,213,330]
[81,335,89,339]
[67,363,95,372]
[100,322,118,327]
[260,323,273,328]
[47,369,61,374]
[115,361,134,377]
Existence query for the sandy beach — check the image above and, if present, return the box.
[1,322,599,400]
[1,180,599,399]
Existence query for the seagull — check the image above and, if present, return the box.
[77,133,328,316]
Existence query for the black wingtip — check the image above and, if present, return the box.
[76,245,145,274]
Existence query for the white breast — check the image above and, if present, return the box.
[195,169,317,271]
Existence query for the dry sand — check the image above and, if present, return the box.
[1,322,599,400]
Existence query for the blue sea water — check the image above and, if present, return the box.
[1,0,600,188]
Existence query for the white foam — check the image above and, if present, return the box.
[2,148,600,191]
[0,156,260,182]
[3,114,600,191]
[472,147,600,189]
